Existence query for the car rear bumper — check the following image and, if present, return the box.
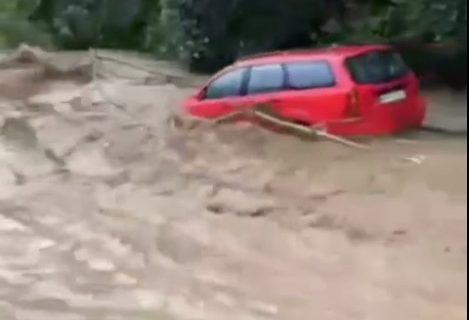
[325,97,427,137]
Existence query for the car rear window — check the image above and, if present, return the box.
[285,62,335,89]
[346,50,410,84]
[247,64,284,95]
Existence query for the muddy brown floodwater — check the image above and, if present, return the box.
[0,51,467,320]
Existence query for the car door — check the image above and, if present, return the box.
[278,61,351,124]
[242,63,287,109]
[185,67,248,119]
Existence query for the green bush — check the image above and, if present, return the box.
[0,0,53,48]
[163,0,337,72]
[30,0,159,49]
[332,0,466,44]
[2,0,466,83]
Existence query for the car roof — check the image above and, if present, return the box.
[234,45,392,67]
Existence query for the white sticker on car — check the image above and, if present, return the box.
[379,90,407,104]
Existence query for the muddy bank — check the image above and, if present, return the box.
[0,49,467,320]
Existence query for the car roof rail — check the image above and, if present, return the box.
[236,44,349,62]
[237,50,291,62]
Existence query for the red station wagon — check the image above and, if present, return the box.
[184,45,427,136]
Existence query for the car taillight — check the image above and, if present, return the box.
[345,88,362,118]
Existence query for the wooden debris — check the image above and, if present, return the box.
[251,108,370,149]
[401,155,426,164]
[192,104,372,150]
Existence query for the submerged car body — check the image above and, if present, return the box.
[184,45,427,136]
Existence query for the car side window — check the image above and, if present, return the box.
[247,64,285,95]
[285,62,336,90]
[205,68,246,100]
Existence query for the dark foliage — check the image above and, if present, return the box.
[1,0,466,87]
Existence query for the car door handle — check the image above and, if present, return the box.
[231,103,246,108]
[260,98,281,105]
[224,99,281,110]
